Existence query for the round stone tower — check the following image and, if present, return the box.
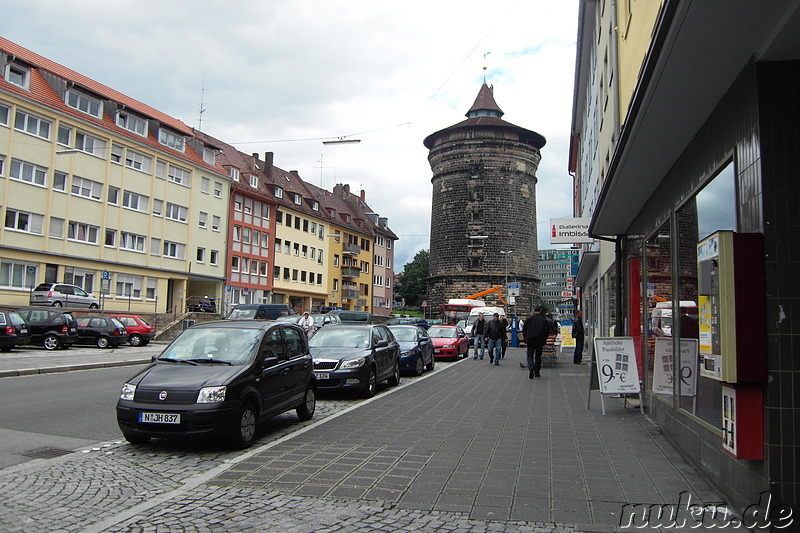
[424,83,546,316]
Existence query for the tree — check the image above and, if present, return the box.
[396,250,429,307]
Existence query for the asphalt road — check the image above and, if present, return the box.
[0,365,146,468]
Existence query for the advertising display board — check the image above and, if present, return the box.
[652,337,698,397]
[593,337,641,395]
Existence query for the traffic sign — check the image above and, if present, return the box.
[102,270,110,280]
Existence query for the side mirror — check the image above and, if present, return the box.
[261,356,279,368]
[419,337,430,343]
[375,339,389,348]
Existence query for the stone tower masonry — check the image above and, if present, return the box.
[424,84,546,316]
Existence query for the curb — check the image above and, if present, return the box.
[0,359,151,378]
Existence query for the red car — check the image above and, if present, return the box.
[109,314,156,346]
[427,325,470,359]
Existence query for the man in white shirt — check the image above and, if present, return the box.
[299,312,314,338]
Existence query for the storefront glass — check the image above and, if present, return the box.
[645,221,673,402]
[677,161,736,427]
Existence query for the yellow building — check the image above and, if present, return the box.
[0,37,230,313]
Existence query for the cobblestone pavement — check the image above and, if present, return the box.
[0,349,740,533]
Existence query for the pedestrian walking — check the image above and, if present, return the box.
[486,313,505,366]
[522,306,550,378]
[500,314,510,358]
[471,314,487,359]
[299,312,315,339]
[572,310,586,364]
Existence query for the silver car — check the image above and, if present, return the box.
[29,283,100,308]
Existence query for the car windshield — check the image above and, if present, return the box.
[158,328,261,364]
[389,328,418,341]
[427,327,457,338]
[309,328,370,349]
[110,317,125,329]
[226,308,257,320]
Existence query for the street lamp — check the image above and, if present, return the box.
[500,250,513,292]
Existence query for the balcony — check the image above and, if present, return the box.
[341,266,361,278]
[343,242,361,255]
[342,288,361,300]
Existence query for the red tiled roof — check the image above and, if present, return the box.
[0,37,191,134]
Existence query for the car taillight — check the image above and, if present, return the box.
[48,291,54,297]
[5,326,13,335]
[61,325,69,334]
[113,328,123,336]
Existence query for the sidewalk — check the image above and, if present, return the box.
[1,346,739,532]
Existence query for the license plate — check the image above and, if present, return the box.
[434,349,441,354]
[20,329,28,334]
[314,372,330,380]
[139,412,180,424]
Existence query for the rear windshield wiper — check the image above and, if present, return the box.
[157,357,199,365]
[187,358,234,365]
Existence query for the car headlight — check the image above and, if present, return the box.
[443,344,455,349]
[339,358,366,369]
[197,386,226,403]
[120,383,136,401]
[401,349,414,356]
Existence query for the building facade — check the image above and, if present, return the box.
[425,83,546,316]
[537,248,579,319]
[571,0,800,518]
[0,37,230,314]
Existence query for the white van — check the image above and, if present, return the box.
[466,306,506,332]
[649,301,697,336]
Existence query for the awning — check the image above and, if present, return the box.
[575,251,599,287]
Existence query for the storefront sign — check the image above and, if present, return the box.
[593,337,641,394]
[550,218,593,244]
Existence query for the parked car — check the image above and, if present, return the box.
[110,314,157,346]
[324,310,372,324]
[116,320,316,448]
[74,316,129,348]
[0,310,31,352]
[226,304,296,320]
[427,325,470,359]
[274,313,342,333]
[387,325,434,375]
[386,317,430,329]
[29,283,100,308]
[15,308,78,350]
[308,324,400,397]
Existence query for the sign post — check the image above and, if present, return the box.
[589,337,642,415]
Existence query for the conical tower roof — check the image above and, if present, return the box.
[423,84,545,149]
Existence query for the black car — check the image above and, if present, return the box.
[226,303,296,320]
[75,316,129,348]
[0,310,31,352]
[116,320,316,448]
[309,324,400,397]
[15,308,78,350]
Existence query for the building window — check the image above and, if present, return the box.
[261,203,270,220]
[233,225,242,242]
[312,201,319,211]
[212,215,220,231]
[0,103,8,126]
[146,278,157,299]
[210,250,219,265]
[250,175,258,188]
[116,111,148,136]
[57,125,71,145]
[74,131,106,157]
[152,198,163,216]
[71,176,103,200]
[285,213,292,227]
[0,260,37,288]
[5,63,29,89]
[230,168,240,181]
[244,198,253,215]
[110,144,123,164]
[125,149,152,173]
[120,232,146,252]
[275,186,283,198]
[4,208,43,234]
[203,147,215,165]
[107,186,119,205]
[14,110,51,140]
[162,240,186,259]
[198,212,207,228]
[122,190,149,211]
[65,90,102,118]
[150,238,161,255]
[214,181,222,198]
[167,164,190,186]
[165,203,188,222]
[196,247,206,263]
[105,228,116,247]
[115,274,142,299]
[53,171,68,191]
[159,128,185,152]
[201,177,210,193]
[294,193,302,204]
[67,221,99,244]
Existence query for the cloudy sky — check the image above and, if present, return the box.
[5,0,579,270]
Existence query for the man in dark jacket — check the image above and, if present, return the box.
[471,314,487,359]
[522,306,550,378]
[485,313,506,366]
[572,310,585,364]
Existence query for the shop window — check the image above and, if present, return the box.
[645,220,673,403]
[676,161,736,427]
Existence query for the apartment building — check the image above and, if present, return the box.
[0,37,230,314]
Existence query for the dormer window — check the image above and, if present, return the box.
[230,168,239,181]
[293,193,302,205]
[5,63,29,89]
[275,186,283,198]
[343,214,351,223]
[249,175,258,188]
[66,89,102,118]
[116,111,148,136]
[202,147,216,165]
[158,128,185,152]
[312,201,319,211]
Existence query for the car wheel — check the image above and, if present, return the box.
[51,301,63,307]
[43,334,60,350]
[363,367,377,398]
[414,355,424,376]
[129,334,143,347]
[228,403,257,449]
[123,434,149,445]
[387,361,401,386]
[296,386,316,421]
[426,353,435,371]
[97,336,110,348]
[89,303,99,309]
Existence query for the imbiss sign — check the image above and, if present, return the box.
[549,218,593,244]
